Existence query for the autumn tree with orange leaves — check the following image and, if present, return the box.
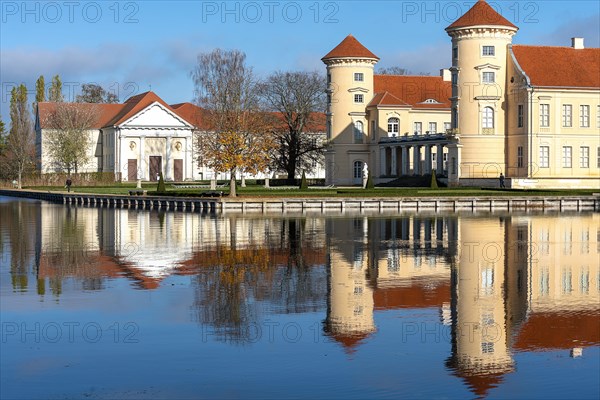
[192,49,275,197]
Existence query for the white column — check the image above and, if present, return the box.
[424,145,432,175]
[447,143,463,186]
[401,146,409,175]
[413,145,421,175]
[436,144,444,175]
[380,147,387,177]
[139,137,145,180]
[391,147,397,177]
[166,136,172,180]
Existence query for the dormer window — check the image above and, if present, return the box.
[387,118,399,135]
[423,99,439,104]
[482,46,495,56]
[354,72,364,82]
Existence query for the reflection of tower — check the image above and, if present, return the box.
[447,217,514,397]
[324,218,376,352]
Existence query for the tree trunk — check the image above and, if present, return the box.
[17,169,22,189]
[286,163,296,185]
[229,171,237,197]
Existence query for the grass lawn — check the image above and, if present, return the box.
[22,183,599,198]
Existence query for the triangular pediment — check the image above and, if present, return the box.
[121,102,191,128]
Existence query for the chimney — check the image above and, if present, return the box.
[440,68,451,82]
[571,37,584,49]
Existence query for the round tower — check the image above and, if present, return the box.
[322,35,379,186]
[446,0,518,184]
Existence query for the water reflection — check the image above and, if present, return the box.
[1,197,598,398]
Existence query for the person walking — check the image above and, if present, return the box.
[499,173,505,188]
[65,178,72,192]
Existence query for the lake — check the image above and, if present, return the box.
[1,196,598,399]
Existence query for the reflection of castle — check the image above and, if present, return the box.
[323,214,599,396]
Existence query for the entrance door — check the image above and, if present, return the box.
[127,159,137,181]
[149,156,162,181]
[173,159,183,182]
[353,160,364,185]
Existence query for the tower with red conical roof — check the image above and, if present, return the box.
[322,34,379,186]
[446,0,518,184]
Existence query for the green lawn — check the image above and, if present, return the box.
[22,183,599,198]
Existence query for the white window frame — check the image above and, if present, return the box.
[482,71,495,84]
[580,105,590,127]
[414,121,422,135]
[354,94,363,103]
[562,146,572,168]
[354,120,363,143]
[540,104,549,127]
[482,107,494,129]
[539,146,549,168]
[444,122,451,132]
[353,160,363,179]
[580,146,589,168]
[562,104,572,127]
[354,72,364,82]
[387,118,399,135]
[482,45,495,56]
[428,122,437,134]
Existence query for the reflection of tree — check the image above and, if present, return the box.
[40,205,104,296]
[192,246,272,343]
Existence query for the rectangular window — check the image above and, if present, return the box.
[562,146,572,168]
[517,146,524,168]
[354,94,363,103]
[414,122,422,135]
[482,46,495,56]
[517,104,524,128]
[452,47,458,59]
[539,146,549,168]
[580,146,589,168]
[354,72,364,82]
[540,104,549,127]
[444,122,451,132]
[327,73,331,83]
[428,122,437,134]
[580,105,590,127]
[562,104,572,127]
[451,73,458,85]
[482,72,495,83]
[371,120,376,137]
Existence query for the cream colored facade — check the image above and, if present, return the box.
[324,0,600,188]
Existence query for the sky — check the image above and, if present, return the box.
[1,0,599,120]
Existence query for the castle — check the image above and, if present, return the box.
[323,0,599,188]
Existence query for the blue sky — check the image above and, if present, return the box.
[1,0,599,120]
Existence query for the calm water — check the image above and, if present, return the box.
[1,196,598,399]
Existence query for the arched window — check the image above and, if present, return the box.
[353,160,364,180]
[354,121,363,143]
[387,118,399,135]
[482,107,494,129]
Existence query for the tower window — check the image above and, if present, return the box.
[517,104,524,127]
[354,94,364,103]
[452,47,458,60]
[482,107,494,129]
[354,121,364,144]
[354,72,364,82]
[482,46,495,56]
[482,72,495,84]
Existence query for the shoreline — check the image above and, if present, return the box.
[2,189,599,213]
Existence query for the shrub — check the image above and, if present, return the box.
[299,171,308,190]
[157,172,166,193]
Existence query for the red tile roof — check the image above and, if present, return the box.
[38,91,200,130]
[512,45,600,88]
[446,0,517,30]
[322,34,379,61]
[371,75,452,108]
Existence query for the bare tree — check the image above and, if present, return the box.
[260,71,326,184]
[44,103,99,175]
[192,49,275,197]
[5,85,35,188]
[376,66,430,76]
[76,83,119,103]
